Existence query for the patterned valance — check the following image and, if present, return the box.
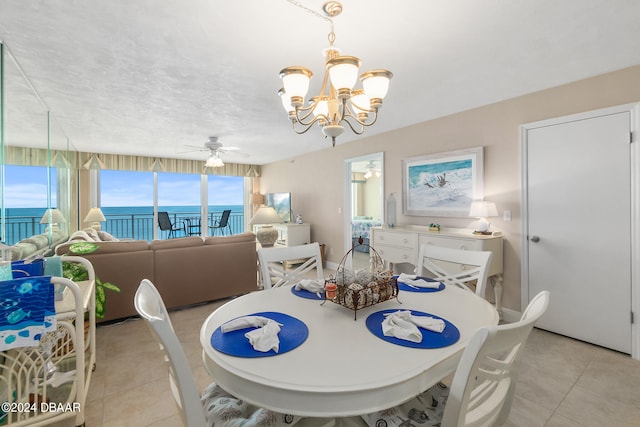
[2,146,260,177]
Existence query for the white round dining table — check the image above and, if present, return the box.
[200,284,499,417]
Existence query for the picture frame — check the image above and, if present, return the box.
[402,146,484,217]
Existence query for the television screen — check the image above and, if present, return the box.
[266,192,292,223]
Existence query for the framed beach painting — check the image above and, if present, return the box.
[402,147,483,217]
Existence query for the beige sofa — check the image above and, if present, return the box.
[10,230,68,260]
[55,233,258,323]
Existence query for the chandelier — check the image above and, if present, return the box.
[278,1,392,147]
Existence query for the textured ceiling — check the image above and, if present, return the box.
[1,0,639,165]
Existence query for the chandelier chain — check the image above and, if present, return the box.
[285,0,334,33]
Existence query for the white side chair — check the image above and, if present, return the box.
[134,279,308,427]
[416,244,493,297]
[258,242,324,289]
[361,290,550,427]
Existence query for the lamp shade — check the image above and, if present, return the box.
[84,207,106,223]
[40,208,66,233]
[469,201,498,218]
[250,193,266,206]
[249,206,284,225]
[40,208,66,225]
[84,207,106,231]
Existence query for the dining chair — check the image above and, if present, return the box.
[134,279,313,427]
[361,290,550,427]
[210,209,232,235]
[258,242,324,289]
[158,211,184,238]
[416,244,492,298]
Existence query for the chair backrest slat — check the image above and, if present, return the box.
[417,244,492,297]
[258,243,324,289]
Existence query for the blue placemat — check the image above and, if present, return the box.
[291,286,325,300]
[365,309,460,349]
[211,311,308,358]
[395,275,445,293]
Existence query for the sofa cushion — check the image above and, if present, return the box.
[22,234,50,249]
[10,242,38,260]
[204,232,256,246]
[150,236,204,250]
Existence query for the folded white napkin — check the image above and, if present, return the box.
[382,311,422,343]
[294,279,325,293]
[221,315,283,353]
[220,315,273,333]
[244,320,282,353]
[382,310,446,342]
[398,273,441,289]
[407,313,445,333]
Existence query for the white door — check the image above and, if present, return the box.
[525,110,632,353]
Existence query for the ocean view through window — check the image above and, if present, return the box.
[1,165,58,245]
[99,170,244,240]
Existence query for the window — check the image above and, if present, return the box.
[97,170,244,240]
[100,170,153,240]
[207,175,244,235]
[1,165,57,244]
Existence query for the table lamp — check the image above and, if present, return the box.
[469,201,498,235]
[84,207,107,231]
[249,206,283,247]
[40,208,66,232]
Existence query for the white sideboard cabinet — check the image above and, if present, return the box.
[371,225,504,316]
[275,223,311,247]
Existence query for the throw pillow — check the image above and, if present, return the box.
[97,230,119,241]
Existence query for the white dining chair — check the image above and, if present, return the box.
[416,244,493,298]
[134,279,314,427]
[258,242,324,289]
[361,290,550,427]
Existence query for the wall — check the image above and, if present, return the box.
[260,65,640,312]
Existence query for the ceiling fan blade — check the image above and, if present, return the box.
[220,146,241,152]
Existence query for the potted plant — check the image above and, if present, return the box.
[61,241,121,319]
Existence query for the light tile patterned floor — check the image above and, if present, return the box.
[50,296,640,427]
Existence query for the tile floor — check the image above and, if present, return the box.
[50,296,640,427]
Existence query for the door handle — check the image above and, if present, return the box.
[530,235,540,243]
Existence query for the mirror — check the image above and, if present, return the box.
[343,152,384,269]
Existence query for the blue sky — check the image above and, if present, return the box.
[2,165,56,207]
[3,166,243,208]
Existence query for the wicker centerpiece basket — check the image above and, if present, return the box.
[323,241,400,319]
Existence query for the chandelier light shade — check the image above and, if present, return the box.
[278,1,392,146]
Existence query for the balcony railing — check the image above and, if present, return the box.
[0,210,245,245]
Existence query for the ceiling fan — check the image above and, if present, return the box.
[182,136,244,167]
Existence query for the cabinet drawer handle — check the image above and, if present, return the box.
[460,245,467,250]
[403,253,408,259]
[402,238,408,244]
[379,235,384,240]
